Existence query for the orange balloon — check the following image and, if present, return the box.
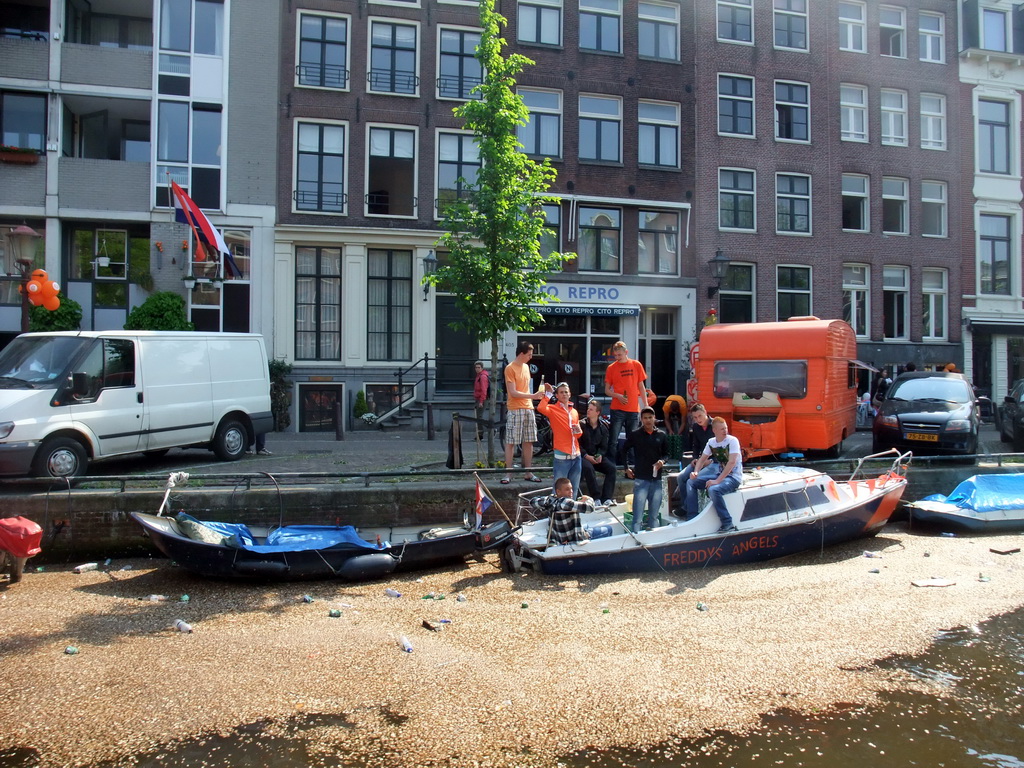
[26,279,41,295]
[40,281,57,298]
[31,269,48,283]
[646,390,657,406]
[43,296,60,311]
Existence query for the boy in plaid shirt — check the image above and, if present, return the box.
[530,477,594,545]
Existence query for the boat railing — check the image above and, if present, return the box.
[847,448,912,482]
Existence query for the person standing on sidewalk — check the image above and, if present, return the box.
[537,382,583,497]
[604,341,648,464]
[622,407,668,533]
[473,361,490,439]
[502,341,546,484]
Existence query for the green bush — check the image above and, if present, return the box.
[269,358,292,431]
[124,291,193,331]
[29,294,83,332]
[354,390,369,418]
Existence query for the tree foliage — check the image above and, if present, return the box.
[29,294,83,332]
[123,291,194,331]
[268,358,293,431]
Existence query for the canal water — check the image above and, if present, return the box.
[2,608,1021,767]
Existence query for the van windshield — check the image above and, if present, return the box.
[0,336,91,387]
[713,361,808,399]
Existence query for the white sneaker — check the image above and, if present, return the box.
[602,499,615,507]
[257,449,273,455]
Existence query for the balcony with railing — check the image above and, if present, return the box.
[297,63,349,90]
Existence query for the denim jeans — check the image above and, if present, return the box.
[631,477,663,533]
[685,466,740,527]
[607,410,639,465]
[552,454,582,499]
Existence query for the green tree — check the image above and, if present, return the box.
[123,291,194,331]
[268,358,293,431]
[425,0,571,463]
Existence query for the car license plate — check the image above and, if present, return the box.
[905,432,938,442]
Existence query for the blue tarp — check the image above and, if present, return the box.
[183,515,385,553]
[921,474,1024,513]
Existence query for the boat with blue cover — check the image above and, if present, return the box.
[907,473,1024,533]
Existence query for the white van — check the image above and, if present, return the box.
[0,331,273,478]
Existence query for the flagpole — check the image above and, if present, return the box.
[473,472,516,527]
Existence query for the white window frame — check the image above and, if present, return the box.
[720,263,756,323]
[295,11,351,91]
[773,0,808,52]
[366,18,420,97]
[880,89,907,146]
[718,73,755,137]
[719,167,756,232]
[637,210,680,276]
[775,173,812,235]
[638,0,680,61]
[921,180,947,238]
[293,119,348,215]
[436,25,483,101]
[920,93,946,151]
[435,129,480,220]
[882,265,910,340]
[882,177,909,235]
[776,264,812,321]
[977,97,1014,176]
[364,123,419,219]
[579,0,622,54]
[978,212,1014,296]
[518,0,562,46]
[919,11,944,63]
[921,268,947,341]
[517,87,562,159]
[578,93,622,163]
[843,264,870,338]
[842,173,869,232]
[840,84,868,142]
[838,1,866,53]
[879,5,905,58]
[982,7,1009,52]
[638,99,680,168]
[775,80,810,143]
[717,0,753,45]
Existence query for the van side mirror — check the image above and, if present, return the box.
[1005,395,1015,404]
[72,372,89,397]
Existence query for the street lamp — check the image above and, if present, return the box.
[5,224,43,333]
[707,249,731,299]
[422,249,438,301]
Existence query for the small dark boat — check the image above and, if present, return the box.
[907,473,1024,533]
[504,451,911,576]
[131,473,513,581]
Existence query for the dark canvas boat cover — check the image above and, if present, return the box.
[922,474,1024,513]
[0,516,43,559]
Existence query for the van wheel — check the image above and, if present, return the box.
[824,437,844,459]
[32,437,87,478]
[213,418,247,461]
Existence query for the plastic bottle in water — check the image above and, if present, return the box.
[72,562,98,574]
[456,593,467,602]
[384,588,401,598]
[146,594,170,602]
[399,636,413,653]
[174,619,193,633]
[302,594,315,603]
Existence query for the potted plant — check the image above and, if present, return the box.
[0,145,40,165]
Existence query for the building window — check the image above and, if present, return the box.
[518,88,561,158]
[882,266,909,340]
[718,74,754,136]
[775,81,809,142]
[295,246,341,361]
[368,20,417,95]
[880,89,907,146]
[295,122,345,213]
[1,91,46,151]
[919,11,944,63]
[638,210,678,275]
[717,0,752,44]
[367,126,416,216]
[838,1,866,53]
[579,94,621,163]
[842,174,869,231]
[436,132,480,216]
[578,206,620,272]
[921,181,947,238]
[157,100,222,209]
[983,8,1008,52]
[777,265,811,320]
[438,28,482,99]
[540,203,560,257]
[979,214,1011,295]
[720,264,754,323]
[719,168,755,231]
[842,264,869,337]
[776,174,811,234]
[518,0,561,46]
[367,249,412,362]
[979,99,1011,175]
[580,0,621,54]
[922,268,947,341]
[882,177,908,235]
[840,84,867,142]
[297,13,349,89]
[638,100,679,168]
[920,93,946,150]
[774,0,807,51]
[638,1,679,61]
[879,6,905,57]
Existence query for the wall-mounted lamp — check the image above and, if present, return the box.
[422,249,438,302]
[707,249,731,298]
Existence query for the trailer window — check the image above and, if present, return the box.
[713,361,807,398]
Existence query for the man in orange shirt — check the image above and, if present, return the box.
[604,340,648,464]
[502,341,547,484]
[537,381,583,497]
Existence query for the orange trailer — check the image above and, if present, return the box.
[694,318,860,458]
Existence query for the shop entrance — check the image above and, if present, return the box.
[435,295,476,392]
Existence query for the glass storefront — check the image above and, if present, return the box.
[522,313,622,398]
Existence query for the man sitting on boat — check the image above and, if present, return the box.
[530,477,593,545]
[683,417,742,533]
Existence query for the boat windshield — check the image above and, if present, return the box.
[0,336,91,388]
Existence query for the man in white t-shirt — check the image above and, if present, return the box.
[683,417,742,533]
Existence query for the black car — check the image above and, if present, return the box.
[996,379,1024,451]
[872,372,980,456]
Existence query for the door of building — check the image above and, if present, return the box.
[435,295,476,392]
